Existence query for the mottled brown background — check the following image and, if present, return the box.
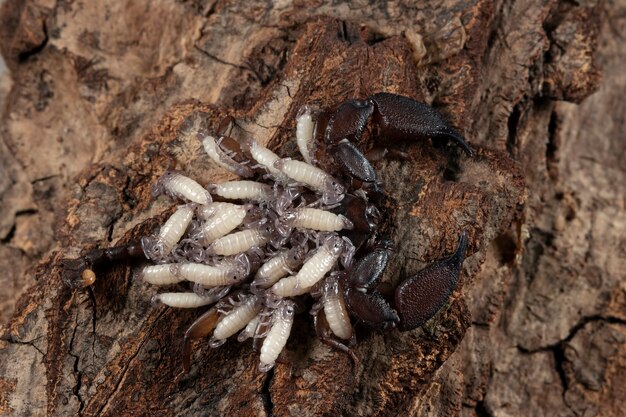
[0,0,624,416]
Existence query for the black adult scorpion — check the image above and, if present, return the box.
[62,92,470,372]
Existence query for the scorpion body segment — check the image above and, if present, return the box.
[207,227,272,256]
[368,93,473,155]
[296,105,316,164]
[321,275,353,340]
[154,171,212,205]
[152,205,195,256]
[208,180,273,202]
[394,231,468,331]
[274,158,345,205]
[259,299,295,372]
[196,202,241,221]
[153,292,219,308]
[282,207,353,233]
[172,262,247,287]
[253,246,307,289]
[140,264,182,286]
[237,315,262,342]
[239,136,288,180]
[333,140,378,183]
[271,235,346,297]
[195,203,248,245]
[211,295,262,346]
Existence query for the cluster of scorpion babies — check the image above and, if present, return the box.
[140,112,364,373]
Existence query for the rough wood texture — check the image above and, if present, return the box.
[0,1,623,416]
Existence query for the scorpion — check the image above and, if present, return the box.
[61,92,470,372]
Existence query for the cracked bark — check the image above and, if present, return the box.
[0,0,624,416]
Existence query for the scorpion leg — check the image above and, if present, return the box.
[394,230,469,332]
[182,306,220,372]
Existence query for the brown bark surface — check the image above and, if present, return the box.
[0,1,623,416]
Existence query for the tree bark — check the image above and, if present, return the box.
[0,1,623,416]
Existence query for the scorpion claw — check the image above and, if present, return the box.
[394,230,469,332]
[344,288,399,330]
[369,92,473,156]
[347,247,390,290]
[333,141,377,183]
[431,125,475,157]
[324,100,374,145]
[323,93,473,182]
